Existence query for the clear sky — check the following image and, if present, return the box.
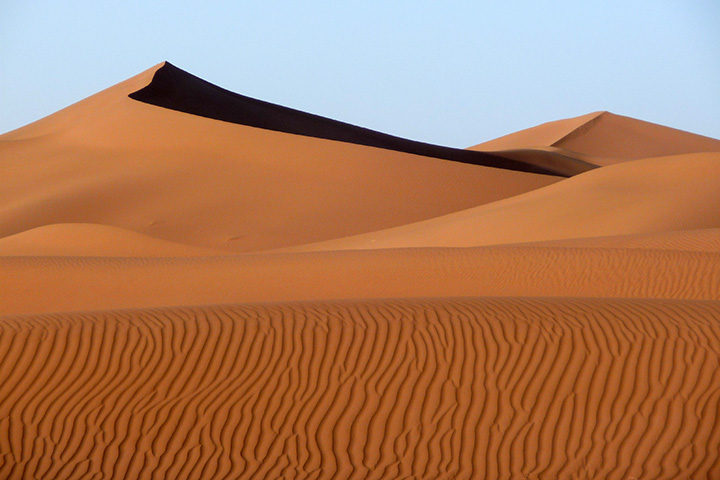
[1,0,718,147]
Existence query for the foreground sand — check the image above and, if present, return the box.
[1,63,719,479]
[2,298,720,480]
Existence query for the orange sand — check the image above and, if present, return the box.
[1,63,719,479]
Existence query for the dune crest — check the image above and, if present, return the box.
[127,62,590,176]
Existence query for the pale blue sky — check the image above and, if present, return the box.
[2,1,718,146]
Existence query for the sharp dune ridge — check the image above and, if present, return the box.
[1,62,720,479]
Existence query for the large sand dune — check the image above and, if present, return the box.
[1,63,719,479]
[0,63,560,252]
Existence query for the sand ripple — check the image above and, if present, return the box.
[1,298,719,479]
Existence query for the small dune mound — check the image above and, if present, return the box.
[0,223,231,257]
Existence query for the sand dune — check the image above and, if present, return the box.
[470,111,720,164]
[291,152,720,251]
[0,223,232,257]
[0,63,559,253]
[1,298,719,480]
[1,62,719,479]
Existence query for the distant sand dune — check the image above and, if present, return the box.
[470,111,720,163]
[1,298,719,480]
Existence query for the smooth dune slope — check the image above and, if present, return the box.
[0,63,560,253]
[290,152,720,251]
[1,298,719,480]
[470,111,720,165]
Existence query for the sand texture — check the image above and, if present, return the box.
[2,298,720,480]
[1,63,719,479]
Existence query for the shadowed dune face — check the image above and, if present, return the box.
[1,62,720,479]
[127,62,592,177]
[1,298,720,480]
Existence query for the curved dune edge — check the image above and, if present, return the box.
[2,245,719,315]
[0,223,234,257]
[1,297,719,480]
[286,152,720,251]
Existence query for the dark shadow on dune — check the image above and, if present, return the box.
[129,62,596,177]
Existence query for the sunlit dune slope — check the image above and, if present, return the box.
[0,63,559,253]
[470,111,720,164]
[2,298,719,480]
[290,152,720,251]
